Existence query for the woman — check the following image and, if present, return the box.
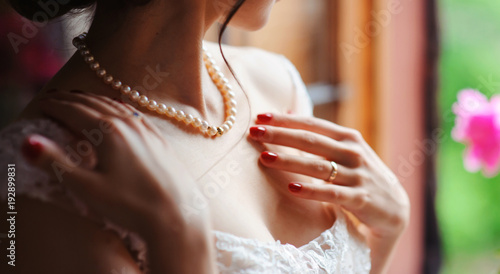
[0,0,410,273]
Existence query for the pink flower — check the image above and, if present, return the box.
[452,89,500,177]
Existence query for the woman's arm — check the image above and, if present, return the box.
[15,90,217,273]
[9,195,216,274]
[10,197,143,274]
[366,232,404,274]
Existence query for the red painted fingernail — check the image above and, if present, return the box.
[21,136,43,162]
[288,183,302,192]
[249,126,266,138]
[257,113,273,123]
[261,151,278,162]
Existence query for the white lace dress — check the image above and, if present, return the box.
[0,56,371,273]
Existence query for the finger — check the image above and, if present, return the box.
[249,125,358,167]
[255,113,355,141]
[43,90,130,117]
[287,181,363,208]
[20,134,101,197]
[259,151,356,186]
[38,98,122,165]
[39,98,115,138]
[118,102,164,138]
[58,91,163,138]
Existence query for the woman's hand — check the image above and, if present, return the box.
[22,90,214,273]
[249,113,410,273]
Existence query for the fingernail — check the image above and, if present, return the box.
[257,113,273,123]
[21,136,43,162]
[261,151,278,162]
[249,126,266,138]
[288,183,302,193]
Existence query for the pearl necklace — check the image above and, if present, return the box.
[72,33,237,137]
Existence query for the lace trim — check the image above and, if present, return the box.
[214,214,371,273]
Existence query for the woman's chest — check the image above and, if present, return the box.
[181,134,336,247]
[153,80,335,246]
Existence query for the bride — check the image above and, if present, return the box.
[1,0,409,273]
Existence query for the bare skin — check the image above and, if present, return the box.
[3,0,409,273]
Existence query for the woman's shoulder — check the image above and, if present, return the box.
[0,118,74,202]
[204,41,314,116]
[206,41,295,83]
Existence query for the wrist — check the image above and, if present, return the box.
[370,210,409,241]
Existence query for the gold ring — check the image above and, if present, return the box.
[327,161,338,182]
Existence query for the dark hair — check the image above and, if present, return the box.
[7,0,152,20]
[8,0,247,87]
[8,0,96,20]
[8,0,245,43]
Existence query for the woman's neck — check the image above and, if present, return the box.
[59,1,220,118]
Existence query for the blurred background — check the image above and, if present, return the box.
[1,0,499,273]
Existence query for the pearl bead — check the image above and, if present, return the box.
[226,91,236,99]
[139,95,149,106]
[216,75,228,84]
[103,75,113,84]
[200,121,209,131]
[207,126,217,136]
[120,85,131,95]
[175,110,186,121]
[214,71,224,80]
[184,114,194,124]
[221,124,230,133]
[166,107,176,117]
[216,81,229,90]
[90,62,100,71]
[208,66,219,77]
[147,100,157,110]
[224,120,233,129]
[221,84,233,93]
[130,90,140,101]
[84,55,94,63]
[157,103,167,114]
[80,49,90,56]
[228,116,236,124]
[205,59,216,67]
[72,38,80,47]
[193,118,202,128]
[112,80,122,90]
[96,69,106,77]
[227,107,237,116]
[228,99,237,108]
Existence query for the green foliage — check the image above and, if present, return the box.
[438,0,500,272]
